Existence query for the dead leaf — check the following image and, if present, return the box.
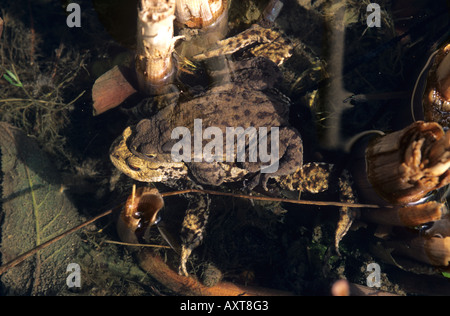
[0,122,83,295]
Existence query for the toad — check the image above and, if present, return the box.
[112,57,303,187]
[110,57,305,275]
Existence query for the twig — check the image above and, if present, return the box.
[161,188,384,209]
[103,240,171,249]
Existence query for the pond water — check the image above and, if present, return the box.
[0,0,449,296]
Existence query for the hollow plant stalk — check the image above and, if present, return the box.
[136,0,180,95]
[365,121,450,205]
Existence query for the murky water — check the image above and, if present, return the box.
[0,0,449,296]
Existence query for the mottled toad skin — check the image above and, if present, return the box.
[110,58,303,189]
[193,24,294,66]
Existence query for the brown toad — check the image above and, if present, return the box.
[111,57,303,189]
[110,57,304,275]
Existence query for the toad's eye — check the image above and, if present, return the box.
[129,145,156,161]
[126,158,141,172]
[140,153,157,162]
[145,153,157,159]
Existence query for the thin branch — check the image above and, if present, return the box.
[161,188,385,209]
[103,240,171,249]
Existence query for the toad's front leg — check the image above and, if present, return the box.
[192,24,293,66]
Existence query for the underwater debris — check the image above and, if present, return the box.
[116,185,294,296]
[386,235,450,268]
[348,120,450,273]
[0,122,83,295]
[92,65,138,116]
[117,185,165,244]
[92,0,182,113]
[136,249,293,296]
[135,0,181,95]
[365,121,450,205]
[175,0,227,29]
